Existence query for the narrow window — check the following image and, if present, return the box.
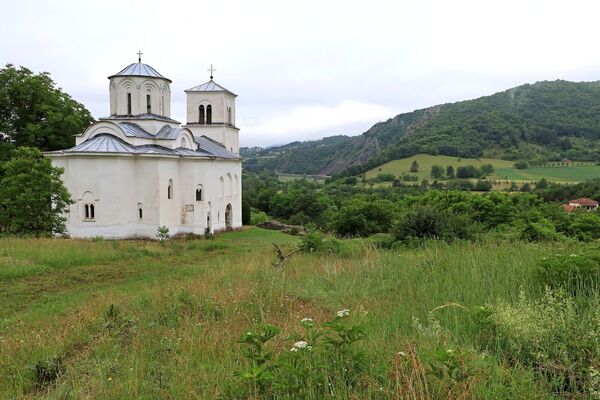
[138,208,143,220]
[90,204,95,219]
[199,105,205,124]
[84,204,90,219]
[127,93,132,114]
[206,105,212,125]
[146,94,151,114]
[168,179,173,199]
[196,188,202,201]
[228,107,232,125]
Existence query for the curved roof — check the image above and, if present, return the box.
[47,133,239,160]
[109,62,171,82]
[185,79,236,96]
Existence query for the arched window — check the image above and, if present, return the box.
[206,105,212,125]
[138,203,143,221]
[196,185,203,201]
[199,105,205,124]
[227,107,232,125]
[84,204,90,219]
[146,94,151,113]
[127,93,132,115]
[168,179,173,199]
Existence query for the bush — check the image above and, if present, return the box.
[392,205,473,243]
[535,251,600,296]
[514,161,528,169]
[156,225,170,241]
[330,197,396,236]
[519,219,563,242]
[250,209,269,225]
[367,233,396,249]
[487,289,600,393]
[242,197,251,225]
[299,230,341,254]
[374,173,395,182]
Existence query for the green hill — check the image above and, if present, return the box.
[243,80,600,176]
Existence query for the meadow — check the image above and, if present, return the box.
[1,227,596,398]
[365,154,600,184]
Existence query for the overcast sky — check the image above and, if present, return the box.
[2,0,600,147]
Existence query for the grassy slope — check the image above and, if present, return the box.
[0,228,587,398]
[366,154,600,183]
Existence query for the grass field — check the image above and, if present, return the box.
[0,228,593,398]
[365,154,600,184]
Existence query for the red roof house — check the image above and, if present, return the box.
[562,198,599,212]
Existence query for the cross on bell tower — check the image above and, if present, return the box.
[137,50,143,63]
[207,64,216,80]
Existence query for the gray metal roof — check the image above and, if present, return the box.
[109,63,171,82]
[47,133,238,160]
[100,113,180,124]
[185,80,236,96]
[195,135,239,159]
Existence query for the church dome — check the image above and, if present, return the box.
[109,62,171,82]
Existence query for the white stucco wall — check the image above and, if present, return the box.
[50,154,242,239]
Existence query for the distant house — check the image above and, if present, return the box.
[561,158,573,165]
[561,198,599,212]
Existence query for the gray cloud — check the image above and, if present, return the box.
[2,0,600,147]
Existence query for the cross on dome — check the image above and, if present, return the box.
[137,50,143,63]
[207,64,216,80]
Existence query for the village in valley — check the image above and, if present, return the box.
[3,1,600,399]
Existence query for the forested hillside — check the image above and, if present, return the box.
[243,80,600,175]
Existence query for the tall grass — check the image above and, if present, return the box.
[0,229,588,398]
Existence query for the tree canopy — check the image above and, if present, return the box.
[0,64,94,151]
[0,147,72,235]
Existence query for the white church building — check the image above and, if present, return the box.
[47,58,242,239]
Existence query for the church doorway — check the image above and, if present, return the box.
[206,212,211,235]
[225,204,232,230]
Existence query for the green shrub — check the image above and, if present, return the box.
[299,230,341,254]
[367,233,396,249]
[392,205,473,243]
[519,219,564,242]
[233,309,366,398]
[250,209,269,225]
[535,251,600,296]
[514,161,528,169]
[156,225,170,242]
[487,289,600,394]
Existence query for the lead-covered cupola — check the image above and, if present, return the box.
[108,54,172,119]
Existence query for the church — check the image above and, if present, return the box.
[46,56,242,239]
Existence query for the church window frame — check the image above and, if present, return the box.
[227,106,232,125]
[168,179,173,200]
[206,105,212,125]
[199,105,205,124]
[127,92,132,115]
[84,203,95,221]
[146,94,151,114]
[196,185,203,202]
[138,202,143,221]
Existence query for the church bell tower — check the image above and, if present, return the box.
[183,65,239,154]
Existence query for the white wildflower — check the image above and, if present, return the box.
[301,318,314,327]
[570,254,577,257]
[294,340,308,349]
[336,309,350,318]
[396,351,407,357]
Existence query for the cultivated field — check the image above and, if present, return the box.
[0,228,591,398]
[366,154,600,184]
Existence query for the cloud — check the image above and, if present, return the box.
[240,101,394,146]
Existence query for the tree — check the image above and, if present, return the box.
[331,197,396,236]
[0,147,72,235]
[430,165,445,179]
[446,165,455,178]
[242,196,251,225]
[410,160,419,173]
[480,164,495,176]
[514,161,528,169]
[0,64,94,151]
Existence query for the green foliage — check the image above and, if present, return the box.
[410,160,419,172]
[156,225,170,242]
[535,251,600,296]
[0,64,93,151]
[514,161,529,169]
[250,209,269,225]
[373,172,395,182]
[392,205,473,243]
[29,355,65,389]
[234,311,367,398]
[570,211,600,241]
[242,196,251,225]
[446,165,455,178]
[367,233,396,249]
[298,230,341,254]
[330,197,396,236]
[0,147,72,235]
[430,164,445,179]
